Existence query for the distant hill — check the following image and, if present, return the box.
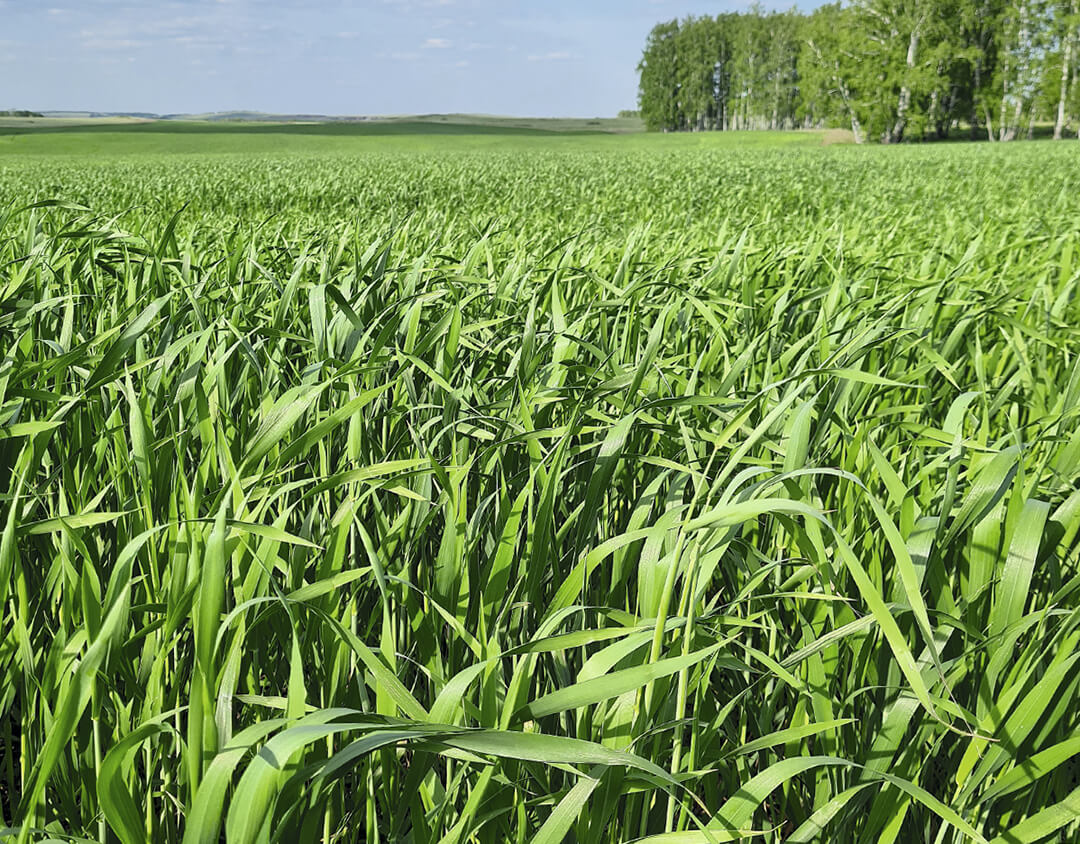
[42,111,157,119]
[37,111,644,133]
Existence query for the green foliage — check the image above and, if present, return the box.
[0,137,1079,843]
[639,1,1080,142]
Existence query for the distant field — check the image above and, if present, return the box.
[1,134,1078,844]
[363,113,647,132]
[32,112,647,133]
[0,118,597,138]
[0,116,152,129]
[0,118,830,155]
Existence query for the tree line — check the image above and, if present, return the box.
[637,1,1080,142]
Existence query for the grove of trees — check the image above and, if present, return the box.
[637,1,1080,142]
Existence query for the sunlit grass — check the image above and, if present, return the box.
[0,139,1078,843]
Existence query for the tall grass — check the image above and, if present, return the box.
[1,140,1078,843]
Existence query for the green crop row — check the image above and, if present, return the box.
[1,140,1078,843]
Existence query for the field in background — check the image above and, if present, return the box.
[1,134,1079,843]
[0,118,822,156]
[342,113,647,133]
[0,116,154,130]
[26,113,647,133]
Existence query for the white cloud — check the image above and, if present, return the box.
[527,51,570,62]
[82,37,144,50]
[422,37,451,49]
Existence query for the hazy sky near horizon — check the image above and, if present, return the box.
[2,0,804,116]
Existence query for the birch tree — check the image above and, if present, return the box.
[800,3,869,142]
[635,0,1074,143]
[1053,0,1079,137]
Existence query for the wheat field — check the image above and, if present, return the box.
[1,137,1078,843]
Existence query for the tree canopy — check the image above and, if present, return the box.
[637,1,1080,141]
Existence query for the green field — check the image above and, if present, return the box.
[0,119,820,156]
[1,128,1079,843]
[1,113,646,134]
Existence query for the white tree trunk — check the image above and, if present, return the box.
[1004,0,1032,141]
[999,46,1011,141]
[836,73,864,143]
[1054,48,1071,138]
[851,112,865,144]
[1004,96,1024,141]
[1055,2,1077,139]
[890,28,920,143]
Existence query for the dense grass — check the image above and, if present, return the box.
[0,124,826,157]
[1,136,1079,844]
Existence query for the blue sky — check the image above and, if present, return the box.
[1,0,800,116]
